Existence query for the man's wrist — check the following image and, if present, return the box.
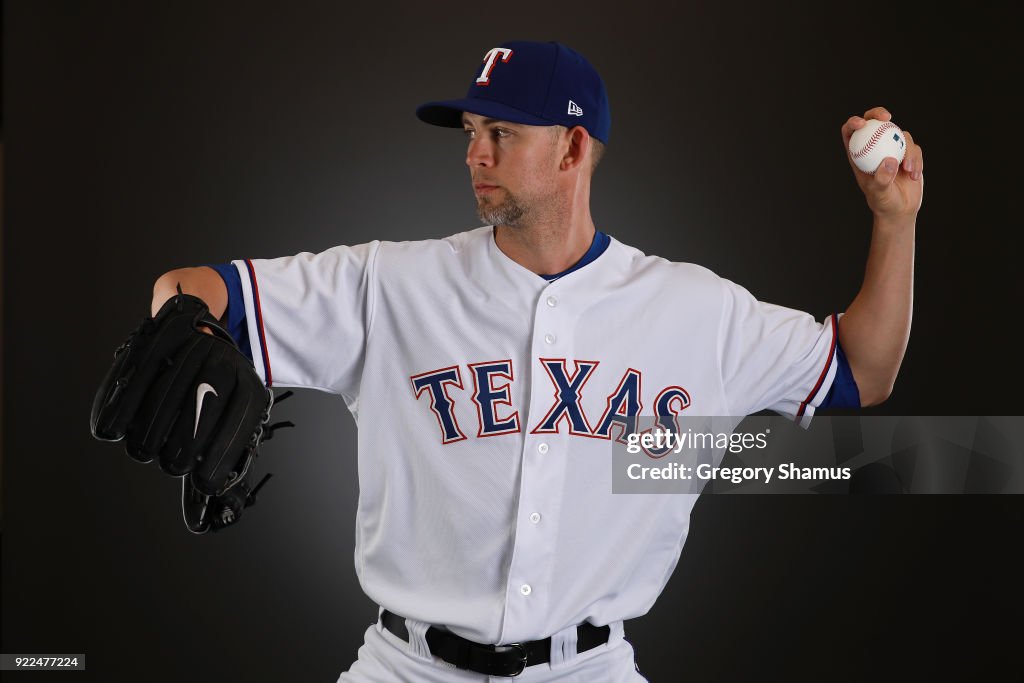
[872,214,917,237]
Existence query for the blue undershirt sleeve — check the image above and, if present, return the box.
[818,341,861,409]
[206,263,254,363]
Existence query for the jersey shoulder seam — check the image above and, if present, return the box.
[714,275,736,417]
[354,240,385,406]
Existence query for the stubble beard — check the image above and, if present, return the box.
[477,185,566,230]
[476,190,527,228]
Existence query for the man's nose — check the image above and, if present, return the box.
[466,137,494,168]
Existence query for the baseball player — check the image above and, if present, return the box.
[109,41,922,680]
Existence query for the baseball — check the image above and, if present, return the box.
[848,118,907,174]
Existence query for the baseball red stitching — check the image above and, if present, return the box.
[851,121,896,159]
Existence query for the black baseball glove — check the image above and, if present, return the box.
[90,289,292,533]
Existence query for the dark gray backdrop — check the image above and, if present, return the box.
[3,1,1022,681]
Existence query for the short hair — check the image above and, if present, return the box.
[589,138,605,175]
[552,125,605,175]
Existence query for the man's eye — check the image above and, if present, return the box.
[463,129,475,138]
[494,129,510,138]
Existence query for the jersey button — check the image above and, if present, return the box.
[520,584,532,596]
[529,512,541,524]
[546,296,558,308]
[537,443,549,454]
[544,333,556,344]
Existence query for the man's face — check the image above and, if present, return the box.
[462,112,564,228]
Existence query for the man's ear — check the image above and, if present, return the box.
[560,126,592,172]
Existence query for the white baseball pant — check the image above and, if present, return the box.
[336,614,649,682]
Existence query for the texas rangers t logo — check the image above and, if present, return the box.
[476,47,513,85]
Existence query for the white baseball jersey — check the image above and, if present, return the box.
[228,225,839,647]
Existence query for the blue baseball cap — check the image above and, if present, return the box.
[416,41,611,144]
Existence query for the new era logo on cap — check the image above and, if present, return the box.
[416,41,611,144]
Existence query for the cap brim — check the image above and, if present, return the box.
[416,98,553,129]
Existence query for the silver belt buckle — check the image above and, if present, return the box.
[492,642,527,676]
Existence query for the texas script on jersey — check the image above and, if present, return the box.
[411,358,691,444]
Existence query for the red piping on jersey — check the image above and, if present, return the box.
[796,313,838,419]
[244,259,273,387]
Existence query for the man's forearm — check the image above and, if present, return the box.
[152,266,229,318]
[838,217,915,406]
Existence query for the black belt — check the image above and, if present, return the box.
[380,609,611,677]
